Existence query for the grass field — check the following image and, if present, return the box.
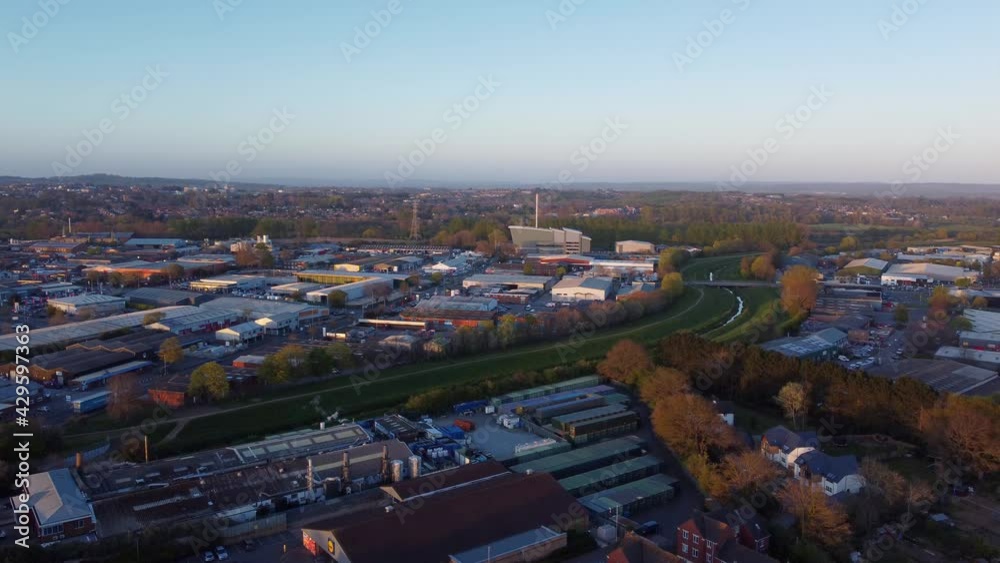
[680,253,759,281]
[64,286,739,455]
[705,287,782,343]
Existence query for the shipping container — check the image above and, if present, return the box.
[454,419,476,432]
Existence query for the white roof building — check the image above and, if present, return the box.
[881,263,978,285]
[551,276,614,302]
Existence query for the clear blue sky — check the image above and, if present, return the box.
[1,0,997,185]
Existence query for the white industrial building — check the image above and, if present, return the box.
[189,274,268,293]
[198,297,328,332]
[47,294,126,316]
[147,309,241,335]
[551,276,614,302]
[305,278,393,304]
[215,321,264,343]
[615,240,655,254]
[881,263,979,286]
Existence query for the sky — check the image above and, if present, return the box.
[1,0,998,187]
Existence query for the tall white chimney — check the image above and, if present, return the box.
[535,192,540,228]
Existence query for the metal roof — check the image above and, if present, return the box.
[25,469,94,526]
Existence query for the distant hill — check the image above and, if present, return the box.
[1,174,998,197]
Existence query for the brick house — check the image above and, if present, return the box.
[10,469,96,544]
[675,510,778,563]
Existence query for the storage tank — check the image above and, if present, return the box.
[390,460,404,483]
[408,455,421,478]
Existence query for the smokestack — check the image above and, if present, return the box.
[342,451,351,483]
[75,452,83,469]
[144,435,149,463]
[535,192,540,228]
[307,458,314,497]
[381,445,389,483]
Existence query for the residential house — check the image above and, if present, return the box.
[760,426,818,469]
[608,532,682,563]
[675,510,778,563]
[793,451,864,496]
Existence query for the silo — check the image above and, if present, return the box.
[408,455,421,478]
[391,460,404,483]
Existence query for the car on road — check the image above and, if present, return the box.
[201,550,216,562]
[214,546,229,560]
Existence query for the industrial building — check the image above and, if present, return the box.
[551,276,614,302]
[301,470,586,563]
[189,274,268,293]
[270,281,325,297]
[557,455,663,497]
[934,346,1000,371]
[198,297,329,332]
[215,321,264,343]
[963,309,1000,333]
[47,294,126,316]
[615,240,655,254]
[493,375,602,407]
[577,473,678,518]
[305,278,393,305]
[509,436,646,479]
[462,273,556,292]
[401,295,499,327]
[509,226,592,254]
[16,469,97,544]
[881,263,979,286]
[124,287,215,307]
[551,404,639,444]
[146,308,240,335]
[760,328,847,361]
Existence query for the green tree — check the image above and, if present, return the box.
[660,272,684,300]
[143,311,166,326]
[893,304,909,326]
[327,342,354,368]
[775,381,809,429]
[304,347,334,377]
[189,362,229,400]
[159,337,184,371]
[431,272,444,285]
[497,314,518,349]
[839,236,859,251]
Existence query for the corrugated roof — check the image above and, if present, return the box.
[25,469,93,526]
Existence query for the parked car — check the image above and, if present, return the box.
[215,546,229,560]
[202,550,216,562]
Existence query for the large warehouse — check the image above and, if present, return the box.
[47,294,126,316]
[881,263,979,286]
[551,276,614,302]
[509,226,592,254]
[462,273,555,291]
[400,295,498,327]
[615,240,655,254]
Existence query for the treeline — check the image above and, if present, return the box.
[656,332,998,478]
[443,289,679,357]
[550,218,806,251]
